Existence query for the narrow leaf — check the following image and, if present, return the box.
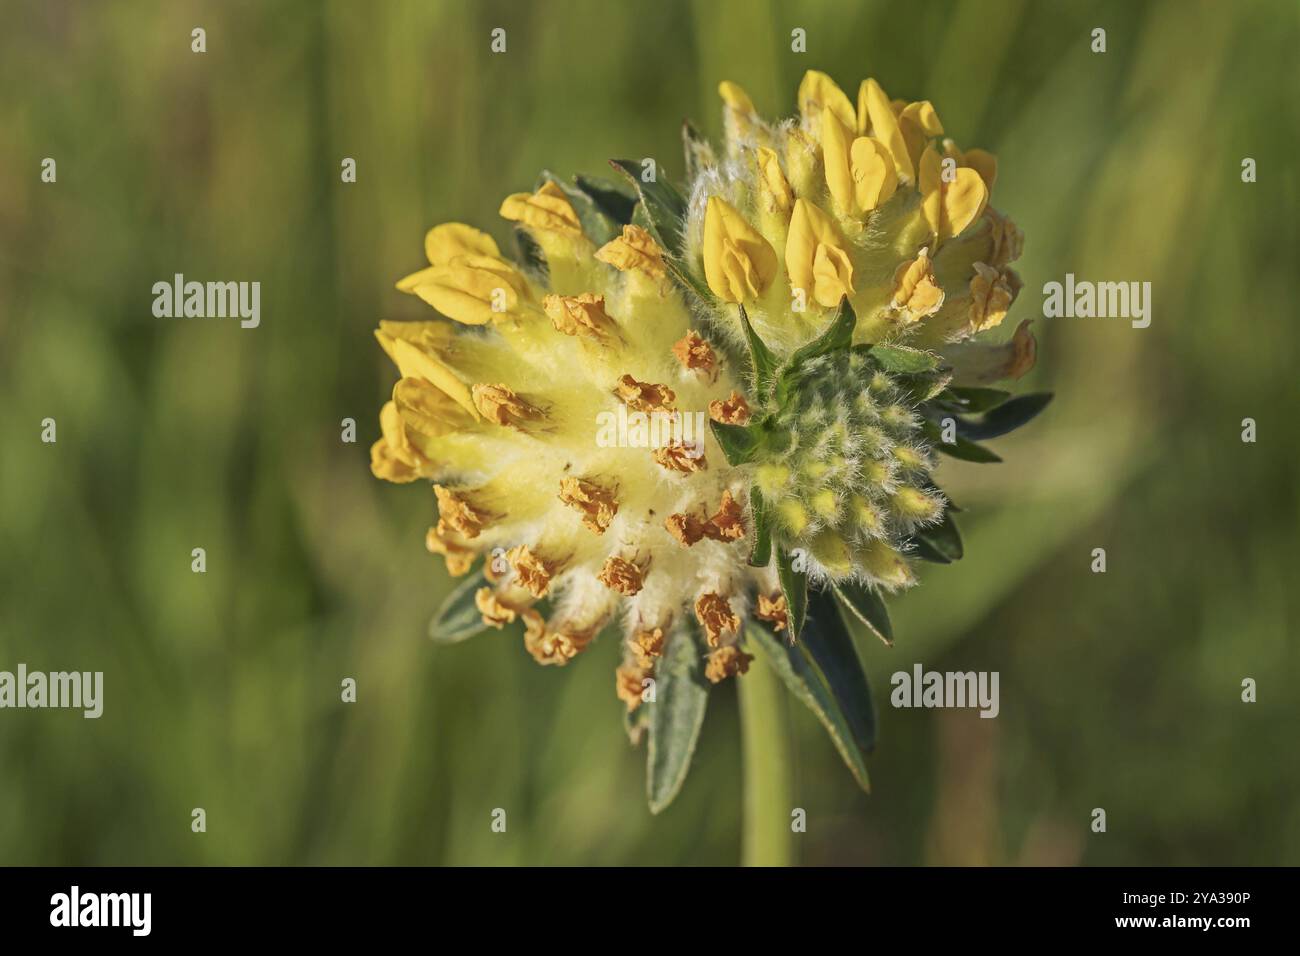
[921,420,1002,463]
[646,621,710,814]
[805,589,878,754]
[746,623,871,793]
[831,581,894,646]
[954,392,1053,440]
[914,508,964,562]
[776,547,809,639]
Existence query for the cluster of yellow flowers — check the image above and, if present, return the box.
[369,71,1029,715]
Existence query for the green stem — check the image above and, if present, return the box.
[738,649,795,867]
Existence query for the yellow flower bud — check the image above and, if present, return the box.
[424,222,501,267]
[499,180,582,236]
[369,400,429,483]
[783,128,821,198]
[968,262,1022,333]
[798,70,855,131]
[701,196,778,303]
[407,254,531,326]
[919,145,988,244]
[392,376,472,439]
[785,199,855,308]
[857,78,913,183]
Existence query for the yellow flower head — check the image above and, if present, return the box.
[371,69,1045,809]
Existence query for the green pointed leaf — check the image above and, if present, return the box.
[954,392,1053,440]
[777,297,858,404]
[738,304,779,398]
[776,547,809,639]
[745,622,871,793]
[831,580,894,646]
[805,589,878,753]
[646,621,710,814]
[609,158,688,258]
[921,420,1003,463]
[573,174,637,226]
[709,419,763,465]
[428,571,487,644]
[913,508,964,563]
[867,344,941,374]
[748,487,772,568]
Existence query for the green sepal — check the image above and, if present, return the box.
[737,304,780,399]
[831,580,894,646]
[777,296,857,405]
[776,546,809,640]
[747,487,772,568]
[646,620,711,814]
[865,344,941,374]
[709,419,763,465]
[745,621,872,793]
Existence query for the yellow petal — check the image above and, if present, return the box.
[409,255,529,325]
[919,145,988,243]
[821,107,857,216]
[962,148,998,193]
[857,78,913,183]
[849,137,898,213]
[499,180,582,236]
[387,336,478,418]
[898,101,943,174]
[798,70,855,131]
[393,376,471,437]
[424,223,500,267]
[786,199,855,308]
[702,196,778,303]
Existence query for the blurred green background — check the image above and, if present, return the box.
[1,0,1297,865]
